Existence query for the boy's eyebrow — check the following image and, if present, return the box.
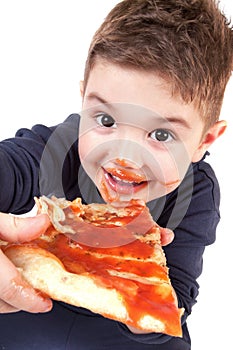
[86,92,110,105]
[86,92,192,129]
[158,116,192,130]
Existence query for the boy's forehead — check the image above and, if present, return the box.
[86,58,173,96]
[86,61,167,103]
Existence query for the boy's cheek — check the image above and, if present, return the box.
[79,134,190,177]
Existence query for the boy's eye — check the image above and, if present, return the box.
[95,114,116,128]
[149,129,174,142]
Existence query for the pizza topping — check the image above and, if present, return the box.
[27,230,182,335]
[36,196,158,249]
[35,196,81,234]
[107,269,168,285]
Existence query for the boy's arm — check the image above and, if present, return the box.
[0,114,80,214]
[0,118,55,313]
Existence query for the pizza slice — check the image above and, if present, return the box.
[1,195,184,337]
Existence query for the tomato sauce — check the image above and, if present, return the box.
[105,167,147,183]
[32,230,182,336]
[61,203,157,249]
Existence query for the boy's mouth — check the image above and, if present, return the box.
[103,167,147,195]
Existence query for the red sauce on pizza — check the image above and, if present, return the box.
[61,202,156,248]
[32,230,181,336]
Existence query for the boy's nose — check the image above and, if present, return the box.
[113,139,144,168]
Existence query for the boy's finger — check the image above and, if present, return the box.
[0,249,52,313]
[160,228,174,246]
[0,299,19,313]
[0,213,50,243]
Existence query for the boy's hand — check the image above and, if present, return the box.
[0,213,53,313]
[160,228,174,246]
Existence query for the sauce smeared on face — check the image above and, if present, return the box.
[101,167,148,201]
[105,167,147,184]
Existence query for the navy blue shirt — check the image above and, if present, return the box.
[0,114,220,349]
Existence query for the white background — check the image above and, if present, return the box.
[0,1,232,349]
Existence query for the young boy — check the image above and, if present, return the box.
[0,0,232,349]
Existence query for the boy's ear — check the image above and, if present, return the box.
[80,80,84,98]
[192,120,227,163]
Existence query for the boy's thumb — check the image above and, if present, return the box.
[0,213,50,243]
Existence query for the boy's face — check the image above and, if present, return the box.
[79,59,225,205]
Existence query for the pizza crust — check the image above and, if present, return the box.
[4,245,166,333]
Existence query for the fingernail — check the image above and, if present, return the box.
[40,299,53,313]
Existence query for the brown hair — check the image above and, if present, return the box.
[84,0,233,129]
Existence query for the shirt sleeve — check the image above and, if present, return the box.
[117,159,220,345]
[0,114,80,214]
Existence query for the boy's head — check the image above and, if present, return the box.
[83,0,233,130]
[78,0,232,205]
